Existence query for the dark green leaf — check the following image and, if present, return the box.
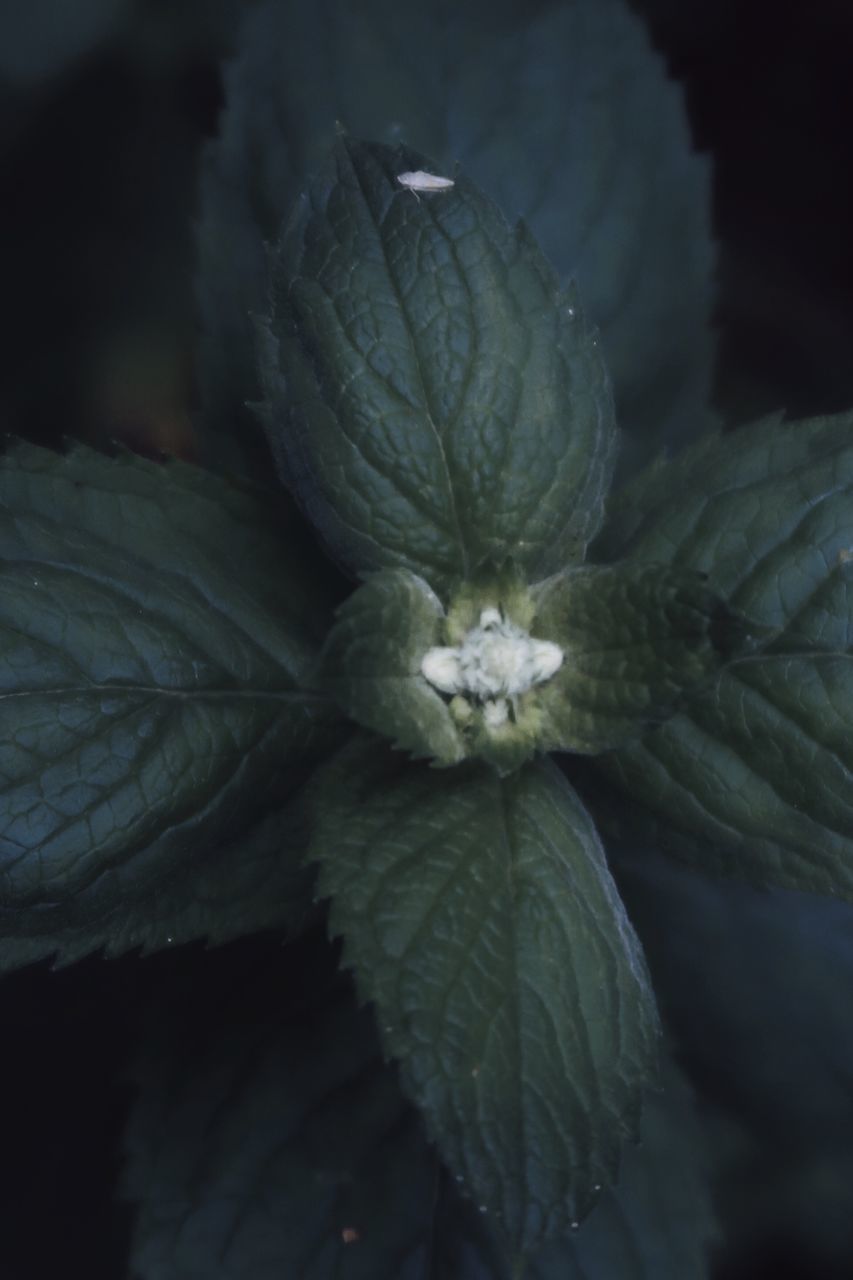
[0,443,341,967]
[317,568,465,764]
[124,933,711,1280]
[447,1062,718,1280]
[592,413,853,897]
[198,0,714,477]
[309,739,659,1254]
[436,0,716,469]
[0,793,322,970]
[613,844,853,1150]
[532,563,757,754]
[124,939,439,1280]
[260,136,615,590]
[612,843,853,1269]
[531,1064,718,1280]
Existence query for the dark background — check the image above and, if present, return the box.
[0,1,852,1276]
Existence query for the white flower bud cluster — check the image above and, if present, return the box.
[421,607,563,727]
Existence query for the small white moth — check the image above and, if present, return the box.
[397,169,455,196]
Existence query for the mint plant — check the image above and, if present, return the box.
[2,0,851,1275]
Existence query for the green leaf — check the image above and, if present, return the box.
[435,0,716,469]
[198,0,714,477]
[309,739,659,1254]
[532,562,757,754]
[591,413,853,897]
[124,933,711,1280]
[0,443,342,968]
[528,1065,718,1280]
[0,792,323,970]
[317,568,465,765]
[124,937,440,1280]
[448,1062,718,1280]
[259,136,616,590]
[612,843,853,1270]
[613,844,853,1151]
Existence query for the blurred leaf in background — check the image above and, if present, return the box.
[0,0,246,456]
[123,929,717,1280]
[612,843,853,1278]
[198,0,715,481]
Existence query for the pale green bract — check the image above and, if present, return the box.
[316,559,758,773]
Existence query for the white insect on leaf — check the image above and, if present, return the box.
[396,169,455,197]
